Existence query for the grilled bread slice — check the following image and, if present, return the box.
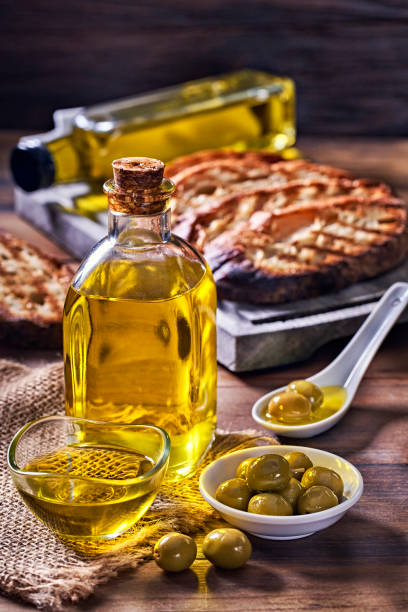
[175,178,392,251]
[165,149,407,304]
[165,149,282,178]
[169,158,353,224]
[206,196,408,303]
[0,232,76,347]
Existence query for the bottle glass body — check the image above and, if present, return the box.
[63,206,217,480]
[11,70,295,194]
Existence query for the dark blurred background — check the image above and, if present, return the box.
[2,0,408,136]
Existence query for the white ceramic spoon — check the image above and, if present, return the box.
[252,282,408,438]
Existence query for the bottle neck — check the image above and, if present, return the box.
[108,206,171,245]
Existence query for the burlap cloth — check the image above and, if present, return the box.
[0,359,277,610]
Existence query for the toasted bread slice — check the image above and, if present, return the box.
[0,232,76,347]
[165,149,406,304]
[206,196,408,303]
[165,149,282,178]
[170,158,353,223]
[175,178,392,251]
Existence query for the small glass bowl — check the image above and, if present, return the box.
[8,416,170,554]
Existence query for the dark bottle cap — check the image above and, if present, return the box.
[10,142,55,192]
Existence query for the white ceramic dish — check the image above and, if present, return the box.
[199,445,363,540]
[252,283,408,438]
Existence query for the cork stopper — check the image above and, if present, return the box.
[112,157,164,190]
[105,156,174,215]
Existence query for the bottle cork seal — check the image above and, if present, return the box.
[112,157,164,190]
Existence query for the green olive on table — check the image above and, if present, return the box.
[202,528,252,569]
[284,451,313,481]
[235,457,256,480]
[215,478,252,511]
[246,453,291,491]
[266,391,312,424]
[301,466,344,500]
[287,379,324,409]
[248,492,293,516]
[153,532,197,572]
[297,485,339,514]
[279,477,304,507]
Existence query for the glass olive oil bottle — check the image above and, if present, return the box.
[63,157,217,480]
[11,70,295,192]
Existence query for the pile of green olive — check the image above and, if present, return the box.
[265,379,324,424]
[215,451,344,516]
[153,452,344,572]
[154,527,251,572]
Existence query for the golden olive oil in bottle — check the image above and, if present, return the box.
[11,70,295,193]
[63,157,217,480]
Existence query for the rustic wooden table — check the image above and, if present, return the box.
[0,133,407,611]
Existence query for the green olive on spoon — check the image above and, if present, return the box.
[252,282,408,437]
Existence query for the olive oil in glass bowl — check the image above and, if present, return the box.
[8,416,170,554]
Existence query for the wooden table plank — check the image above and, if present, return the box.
[0,135,407,611]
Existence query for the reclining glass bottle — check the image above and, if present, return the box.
[63,157,217,480]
